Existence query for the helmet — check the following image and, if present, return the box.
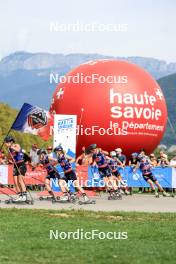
[110,151,116,157]
[37,149,47,155]
[137,154,145,161]
[89,144,97,150]
[85,144,97,154]
[131,152,138,157]
[4,136,15,143]
[54,145,63,152]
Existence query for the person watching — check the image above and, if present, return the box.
[157,154,169,167]
[29,144,39,167]
[115,148,126,167]
[149,153,158,167]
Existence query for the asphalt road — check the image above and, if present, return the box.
[0,192,176,212]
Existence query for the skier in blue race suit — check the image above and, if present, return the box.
[137,154,170,197]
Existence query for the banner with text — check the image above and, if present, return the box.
[54,114,77,157]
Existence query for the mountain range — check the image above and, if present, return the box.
[1,51,176,109]
[0,51,176,146]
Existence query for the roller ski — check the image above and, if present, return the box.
[39,195,54,201]
[5,193,34,205]
[78,193,96,205]
[38,191,60,201]
[69,193,79,203]
[51,194,63,203]
[120,189,130,196]
[170,192,175,198]
[52,192,78,204]
[119,180,130,195]
[155,191,160,198]
[162,191,171,197]
[47,190,63,203]
[108,189,122,200]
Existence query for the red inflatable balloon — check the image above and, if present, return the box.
[50,60,167,156]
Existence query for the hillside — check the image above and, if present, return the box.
[0,103,51,152]
[157,73,176,146]
[1,52,176,109]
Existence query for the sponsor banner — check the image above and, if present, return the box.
[2,165,176,188]
[6,165,47,185]
[120,167,172,188]
[87,166,174,188]
[0,165,8,184]
[53,114,77,157]
[171,168,176,188]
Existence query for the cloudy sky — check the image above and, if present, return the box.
[0,0,175,62]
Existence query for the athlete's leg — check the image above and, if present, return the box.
[13,176,21,193]
[58,179,68,193]
[154,180,170,196]
[146,179,156,191]
[17,175,27,201]
[73,179,84,193]
[103,176,112,191]
[73,179,90,202]
[45,178,55,198]
[58,179,71,201]
[118,175,130,194]
[109,175,118,191]
[12,176,24,201]
[18,175,26,192]
[155,181,164,192]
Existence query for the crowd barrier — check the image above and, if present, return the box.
[0,165,176,192]
[87,166,176,188]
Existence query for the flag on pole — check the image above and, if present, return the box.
[11,103,54,140]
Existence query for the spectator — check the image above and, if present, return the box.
[22,149,31,164]
[157,151,168,162]
[129,152,138,167]
[47,146,57,159]
[77,146,97,166]
[115,148,126,167]
[139,148,148,159]
[159,150,165,157]
[29,144,39,167]
[149,153,158,167]
[170,156,176,168]
[157,154,169,167]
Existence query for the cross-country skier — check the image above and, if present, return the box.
[137,153,170,197]
[54,146,90,202]
[4,136,27,201]
[37,149,67,201]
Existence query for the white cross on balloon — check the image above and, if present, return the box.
[56,87,64,99]
[155,88,163,100]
